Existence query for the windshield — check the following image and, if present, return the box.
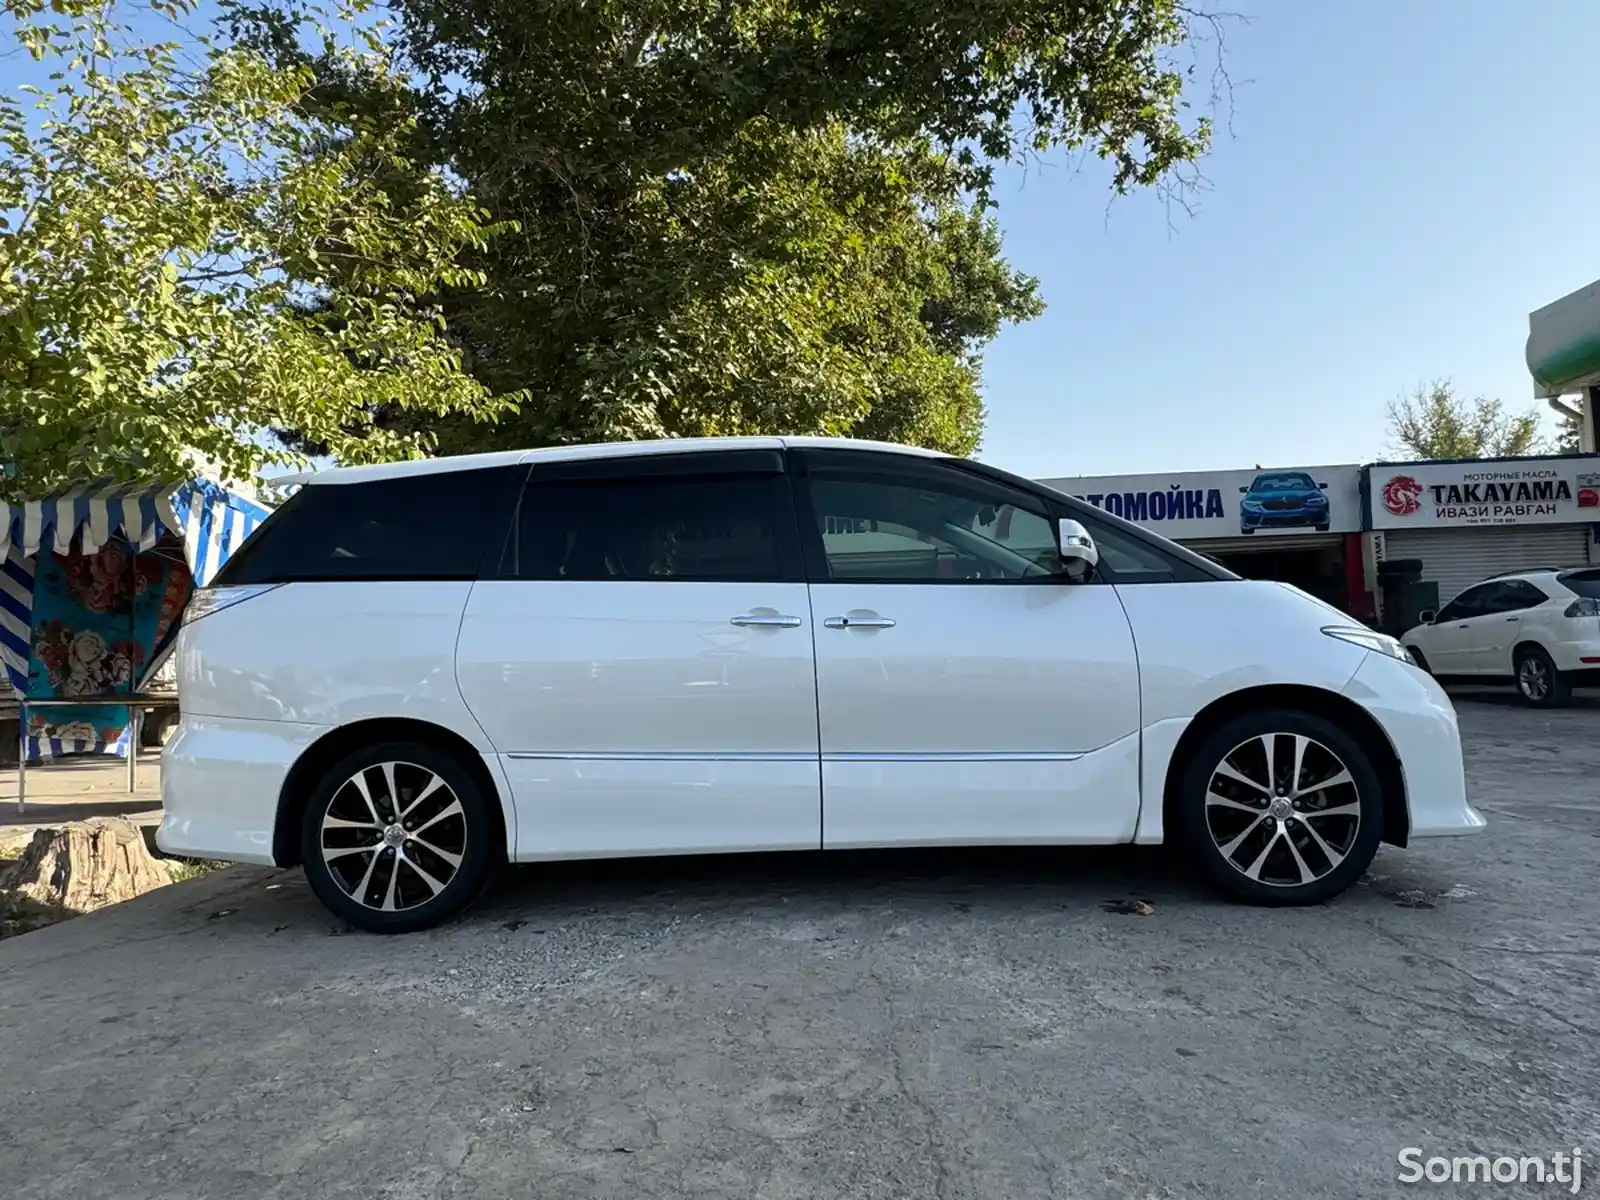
[1249,473,1316,492]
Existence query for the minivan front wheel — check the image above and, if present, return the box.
[301,741,495,933]
[1178,710,1384,906]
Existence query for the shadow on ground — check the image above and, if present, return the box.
[450,842,1461,934]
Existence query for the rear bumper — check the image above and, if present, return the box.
[1342,652,1486,839]
[1545,638,1600,674]
[157,714,329,866]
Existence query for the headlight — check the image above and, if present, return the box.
[1322,625,1415,664]
[1241,499,1263,510]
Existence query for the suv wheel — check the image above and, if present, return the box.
[1514,646,1569,708]
[1178,710,1383,906]
[301,741,496,933]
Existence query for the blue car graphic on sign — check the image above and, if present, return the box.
[1238,471,1330,533]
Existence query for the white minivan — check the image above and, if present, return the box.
[158,437,1483,932]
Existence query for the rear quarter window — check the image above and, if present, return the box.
[211,467,523,584]
[1556,568,1600,599]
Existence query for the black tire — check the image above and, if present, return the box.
[1407,647,1431,674]
[141,707,179,748]
[300,740,496,933]
[1177,709,1384,906]
[1514,645,1570,708]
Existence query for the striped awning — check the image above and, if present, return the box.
[0,478,275,700]
[0,483,182,559]
[169,480,274,586]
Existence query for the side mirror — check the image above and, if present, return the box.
[1317,481,1328,490]
[1239,485,1249,493]
[1419,609,1437,625]
[1057,517,1099,581]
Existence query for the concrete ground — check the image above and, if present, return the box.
[0,749,162,852]
[0,698,1596,1199]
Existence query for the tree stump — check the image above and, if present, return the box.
[0,819,176,919]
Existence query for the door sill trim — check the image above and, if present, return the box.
[504,750,1086,764]
[505,750,814,762]
[826,751,1084,763]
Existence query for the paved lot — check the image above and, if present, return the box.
[1,698,1596,1199]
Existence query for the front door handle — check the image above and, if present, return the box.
[1505,616,1519,622]
[730,613,803,628]
[823,615,896,630]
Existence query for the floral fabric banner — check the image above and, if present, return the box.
[24,539,188,754]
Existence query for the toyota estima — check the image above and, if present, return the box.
[159,438,1484,932]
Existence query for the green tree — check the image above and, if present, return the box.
[244,0,1216,458]
[1386,381,1545,460]
[0,0,513,498]
[1552,401,1584,452]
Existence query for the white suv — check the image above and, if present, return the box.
[158,437,1483,932]
[1400,567,1600,706]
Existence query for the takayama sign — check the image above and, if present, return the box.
[1040,465,1363,541]
[1368,458,1600,530]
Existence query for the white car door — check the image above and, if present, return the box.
[792,449,1143,848]
[1467,580,1543,674]
[456,449,822,860]
[1421,583,1494,673]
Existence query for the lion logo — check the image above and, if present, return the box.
[1382,474,1424,517]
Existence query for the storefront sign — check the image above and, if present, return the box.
[1040,465,1362,540]
[1367,458,1600,529]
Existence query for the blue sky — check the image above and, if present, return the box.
[976,0,1600,479]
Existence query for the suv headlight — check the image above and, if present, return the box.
[1322,625,1416,665]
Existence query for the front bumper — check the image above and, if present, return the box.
[157,713,330,866]
[1240,506,1327,530]
[1342,652,1486,838]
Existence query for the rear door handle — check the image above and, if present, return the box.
[1505,616,1519,622]
[729,613,803,628]
[823,615,896,630]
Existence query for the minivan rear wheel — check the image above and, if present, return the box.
[1177,710,1384,906]
[300,741,495,933]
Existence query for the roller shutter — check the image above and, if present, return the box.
[1383,525,1592,606]
[1184,534,1344,556]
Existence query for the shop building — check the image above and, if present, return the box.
[1040,465,1370,617]
[1362,454,1600,624]
[1528,278,1600,452]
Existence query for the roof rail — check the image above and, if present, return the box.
[1482,566,1563,579]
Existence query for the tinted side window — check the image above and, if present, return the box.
[1074,514,1181,583]
[1438,584,1492,622]
[213,468,521,584]
[802,468,1065,582]
[514,475,795,582]
[1498,580,1550,611]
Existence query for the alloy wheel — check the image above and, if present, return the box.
[1203,733,1362,888]
[1518,656,1550,701]
[319,761,468,912]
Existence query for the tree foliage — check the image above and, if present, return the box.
[1386,381,1545,461]
[1552,401,1584,453]
[0,0,512,498]
[244,0,1216,458]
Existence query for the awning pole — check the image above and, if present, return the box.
[17,700,25,815]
